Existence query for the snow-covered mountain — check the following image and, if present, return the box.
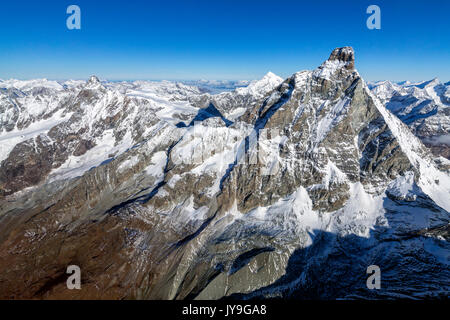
[369,78,450,159]
[0,47,448,300]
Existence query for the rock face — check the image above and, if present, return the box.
[0,47,449,300]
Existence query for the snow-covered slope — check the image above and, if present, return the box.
[366,85,450,211]
[369,78,450,159]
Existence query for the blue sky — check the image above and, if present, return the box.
[0,0,449,82]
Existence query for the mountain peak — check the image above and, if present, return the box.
[312,47,356,80]
[88,75,100,84]
[1,47,450,300]
[328,47,355,65]
[85,75,105,90]
[242,71,283,94]
[262,71,279,79]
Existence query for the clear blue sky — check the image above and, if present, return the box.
[1,0,449,82]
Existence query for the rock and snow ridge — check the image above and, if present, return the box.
[369,77,450,159]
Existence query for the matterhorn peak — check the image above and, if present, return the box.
[327,46,355,65]
[312,47,356,80]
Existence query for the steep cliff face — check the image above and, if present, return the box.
[0,47,448,300]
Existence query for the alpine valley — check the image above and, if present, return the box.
[0,47,449,299]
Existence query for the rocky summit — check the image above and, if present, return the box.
[0,47,449,299]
